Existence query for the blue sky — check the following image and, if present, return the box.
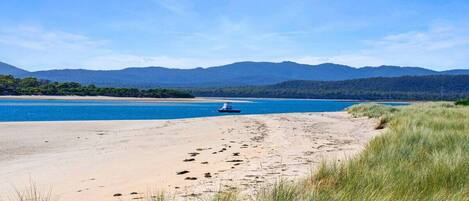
[0,0,468,71]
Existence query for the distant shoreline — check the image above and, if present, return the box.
[0,95,248,103]
[200,96,413,104]
[0,95,413,103]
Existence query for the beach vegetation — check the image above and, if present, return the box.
[6,181,56,201]
[455,97,469,106]
[0,75,193,98]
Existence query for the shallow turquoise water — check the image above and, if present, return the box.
[0,98,406,122]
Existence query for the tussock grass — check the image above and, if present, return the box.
[6,181,56,201]
[143,190,167,201]
[313,102,469,200]
[347,103,399,118]
[347,103,399,129]
[255,180,300,201]
[211,189,240,201]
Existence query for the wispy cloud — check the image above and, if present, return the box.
[153,0,194,16]
[0,25,113,69]
[288,23,469,69]
[0,25,107,51]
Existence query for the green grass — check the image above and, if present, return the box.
[6,102,469,201]
[347,103,399,129]
[455,97,469,106]
[309,102,469,200]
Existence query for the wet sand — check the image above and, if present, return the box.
[0,112,380,201]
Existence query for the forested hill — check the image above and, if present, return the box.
[0,75,193,98]
[187,75,469,101]
[2,61,469,87]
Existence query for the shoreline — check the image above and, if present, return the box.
[199,96,413,104]
[0,95,412,104]
[0,111,314,124]
[0,95,248,103]
[0,112,381,201]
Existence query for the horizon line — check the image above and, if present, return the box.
[1,60,467,72]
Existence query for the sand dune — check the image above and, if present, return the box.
[0,112,380,201]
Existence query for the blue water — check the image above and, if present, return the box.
[0,98,406,122]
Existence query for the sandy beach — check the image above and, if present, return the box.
[0,112,380,201]
[0,95,246,103]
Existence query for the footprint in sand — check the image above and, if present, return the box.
[232,152,240,156]
[188,152,200,157]
[185,177,197,180]
[183,158,195,162]
[177,170,190,175]
[201,161,209,164]
[204,172,212,178]
[227,159,243,163]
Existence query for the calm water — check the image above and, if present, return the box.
[0,98,406,122]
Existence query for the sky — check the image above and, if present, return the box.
[0,0,468,71]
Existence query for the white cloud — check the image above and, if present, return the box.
[0,25,112,70]
[0,25,107,51]
[288,23,469,69]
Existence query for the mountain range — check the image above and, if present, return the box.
[1,61,468,88]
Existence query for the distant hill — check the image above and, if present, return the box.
[188,75,469,101]
[2,61,469,88]
[0,62,29,76]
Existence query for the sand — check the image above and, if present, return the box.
[0,112,380,201]
[0,95,246,103]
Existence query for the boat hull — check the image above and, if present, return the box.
[218,109,241,113]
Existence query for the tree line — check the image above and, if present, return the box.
[0,75,194,98]
[185,75,469,101]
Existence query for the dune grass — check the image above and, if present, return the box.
[308,102,469,200]
[6,102,469,201]
[3,181,56,201]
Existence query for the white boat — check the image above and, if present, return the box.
[218,102,241,113]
